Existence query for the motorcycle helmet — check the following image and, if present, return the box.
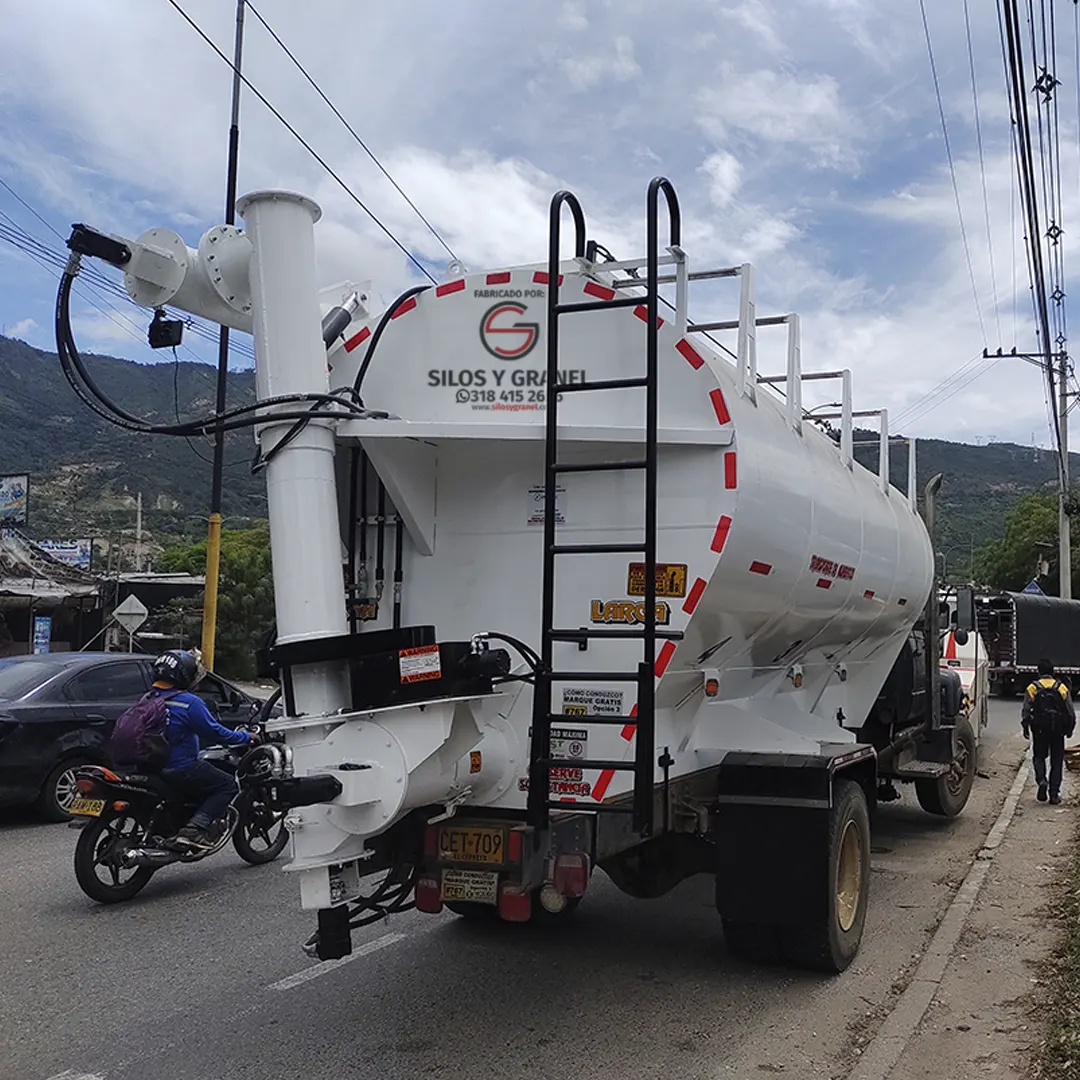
[151,649,200,690]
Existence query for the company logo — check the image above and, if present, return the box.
[479,302,540,360]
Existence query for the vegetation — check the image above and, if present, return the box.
[971,492,1072,594]
[1035,816,1080,1078]
[157,525,275,680]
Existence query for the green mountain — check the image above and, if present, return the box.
[0,333,1067,575]
[0,333,266,565]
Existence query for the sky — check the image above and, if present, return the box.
[0,0,1077,448]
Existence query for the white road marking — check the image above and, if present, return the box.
[268,932,406,991]
[45,1071,107,1080]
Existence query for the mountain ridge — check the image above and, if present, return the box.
[0,333,1066,573]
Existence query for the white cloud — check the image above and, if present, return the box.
[698,65,856,169]
[700,151,743,207]
[6,317,36,339]
[562,36,641,91]
[557,1,588,31]
[0,0,1067,449]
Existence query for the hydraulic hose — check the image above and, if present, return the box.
[352,285,430,400]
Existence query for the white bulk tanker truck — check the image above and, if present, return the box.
[60,178,976,973]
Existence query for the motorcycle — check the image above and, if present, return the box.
[70,722,292,904]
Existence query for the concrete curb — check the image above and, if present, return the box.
[846,756,1029,1080]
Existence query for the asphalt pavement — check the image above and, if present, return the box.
[0,701,1033,1080]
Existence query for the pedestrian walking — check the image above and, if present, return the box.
[1021,658,1076,805]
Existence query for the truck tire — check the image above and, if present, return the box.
[915,717,976,818]
[778,779,870,974]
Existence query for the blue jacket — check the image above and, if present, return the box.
[154,688,253,770]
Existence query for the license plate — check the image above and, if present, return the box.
[69,798,105,817]
[441,868,499,904]
[438,825,505,865]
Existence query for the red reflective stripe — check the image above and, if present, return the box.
[391,296,418,319]
[532,271,564,285]
[816,578,832,589]
[435,279,465,297]
[711,514,733,554]
[749,561,772,575]
[676,339,704,369]
[655,641,677,678]
[584,281,616,301]
[864,589,875,599]
[620,704,638,741]
[683,577,707,614]
[724,452,737,489]
[486,272,511,284]
[343,326,371,353]
[632,304,664,327]
[591,769,615,801]
[709,388,731,424]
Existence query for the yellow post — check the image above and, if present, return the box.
[201,512,223,670]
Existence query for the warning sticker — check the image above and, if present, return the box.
[528,726,587,759]
[399,645,441,683]
[627,562,688,598]
[527,484,566,527]
[469,751,482,774]
[562,687,624,716]
[518,775,592,797]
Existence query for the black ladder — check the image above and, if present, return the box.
[527,177,682,835]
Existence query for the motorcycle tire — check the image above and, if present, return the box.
[74,813,155,904]
[232,802,289,865]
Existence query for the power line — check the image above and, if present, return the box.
[244,1,458,263]
[918,0,986,344]
[163,0,438,285]
[963,0,1001,344]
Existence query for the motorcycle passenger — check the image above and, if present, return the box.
[150,650,255,850]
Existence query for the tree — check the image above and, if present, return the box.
[972,492,1075,595]
[157,524,275,679]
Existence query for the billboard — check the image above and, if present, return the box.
[37,539,93,571]
[0,475,28,525]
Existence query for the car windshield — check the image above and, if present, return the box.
[0,660,60,701]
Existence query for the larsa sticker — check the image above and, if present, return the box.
[399,645,441,684]
[590,600,671,625]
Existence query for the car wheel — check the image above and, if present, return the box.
[37,757,93,822]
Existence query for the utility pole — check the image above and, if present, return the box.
[136,492,144,574]
[1059,349,1071,598]
[201,0,245,670]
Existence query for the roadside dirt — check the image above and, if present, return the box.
[885,776,1074,1080]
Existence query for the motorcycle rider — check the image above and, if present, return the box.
[150,649,256,850]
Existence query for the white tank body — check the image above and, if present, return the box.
[272,259,936,879]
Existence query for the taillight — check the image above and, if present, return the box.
[423,825,437,857]
[498,882,532,923]
[507,829,523,862]
[554,853,590,898]
[414,876,443,914]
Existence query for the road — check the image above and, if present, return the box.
[0,701,1031,1080]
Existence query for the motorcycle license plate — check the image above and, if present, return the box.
[437,825,505,865]
[69,798,105,817]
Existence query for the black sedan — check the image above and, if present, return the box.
[0,652,273,821]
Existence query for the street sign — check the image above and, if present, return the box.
[1022,580,1045,596]
[113,594,149,634]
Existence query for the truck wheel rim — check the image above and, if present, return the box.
[947,742,970,797]
[836,819,863,933]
